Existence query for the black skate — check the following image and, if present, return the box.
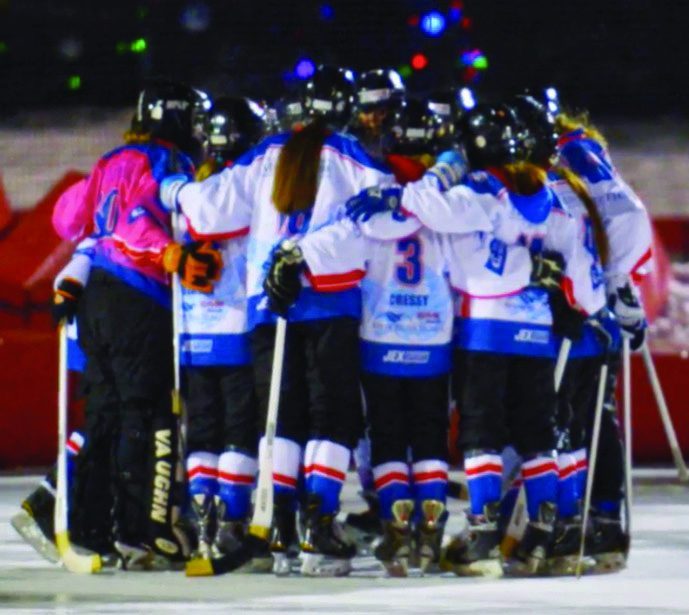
[585,511,629,573]
[300,494,356,577]
[374,499,414,577]
[441,502,503,578]
[11,482,59,564]
[344,490,383,554]
[511,502,557,576]
[114,541,181,571]
[415,499,447,574]
[547,516,594,575]
[270,492,299,576]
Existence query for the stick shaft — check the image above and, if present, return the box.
[554,338,572,393]
[622,338,633,534]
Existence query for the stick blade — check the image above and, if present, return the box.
[56,531,102,574]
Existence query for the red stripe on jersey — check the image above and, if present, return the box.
[66,441,81,455]
[630,246,653,284]
[187,223,250,242]
[465,462,502,477]
[303,464,346,482]
[305,269,366,293]
[217,470,254,485]
[374,472,410,490]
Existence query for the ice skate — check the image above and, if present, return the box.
[510,502,557,576]
[11,483,59,564]
[547,516,593,575]
[300,494,356,577]
[585,511,629,573]
[441,502,503,578]
[270,492,299,576]
[373,499,413,577]
[344,490,383,553]
[415,499,447,574]
[114,541,177,571]
[190,493,216,560]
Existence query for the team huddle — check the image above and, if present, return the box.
[12,64,652,579]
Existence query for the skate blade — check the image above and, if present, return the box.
[418,546,439,574]
[505,556,548,577]
[272,552,293,576]
[546,555,596,577]
[300,552,352,577]
[591,552,627,574]
[10,511,60,564]
[186,556,214,577]
[445,558,504,578]
[381,557,409,578]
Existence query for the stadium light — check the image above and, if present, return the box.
[420,11,446,37]
[295,58,316,80]
[411,53,429,71]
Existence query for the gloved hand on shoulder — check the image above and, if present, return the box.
[163,241,223,293]
[345,186,403,223]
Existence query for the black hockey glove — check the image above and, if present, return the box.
[530,250,565,293]
[263,240,305,316]
[51,277,84,327]
[548,289,586,341]
[608,281,647,350]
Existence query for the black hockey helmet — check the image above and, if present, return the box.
[136,78,211,161]
[355,68,405,113]
[274,91,308,131]
[386,98,435,156]
[425,90,461,153]
[206,96,266,161]
[459,103,519,170]
[301,64,356,130]
[508,94,558,166]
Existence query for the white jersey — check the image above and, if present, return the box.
[556,130,653,285]
[176,132,393,327]
[402,170,584,357]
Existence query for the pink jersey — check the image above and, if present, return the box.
[52,141,194,305]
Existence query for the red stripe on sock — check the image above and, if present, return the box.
[374,472,410,490]
[217,470,254,485]
[273,472,297,488]
[303,464,346,482]
[413,470,448,483]
[188,465,218,480]
[522,462,558,479]
[465,462,502,477]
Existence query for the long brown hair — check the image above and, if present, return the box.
[553,166,609,266]
[499,161,548,195]
[271,119,330,214]
[555,110,608,149]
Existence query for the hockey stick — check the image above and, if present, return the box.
[500,337,571,557]
[640,343,689,482]
[186,316,287,576]
[576,341,611,578]
[622,337,633,542]
[55,323,102,573]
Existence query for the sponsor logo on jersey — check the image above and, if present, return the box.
[382,349,431,364]
[182,339,213,353]
[514,328,550,344]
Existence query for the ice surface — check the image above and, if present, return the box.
[1,473,689,614]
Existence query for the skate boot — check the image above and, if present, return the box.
[585,511,629,573]
[415,499,447,574]
[441,502,503,577]
[512,502,557,576]
[300,494,356,577]
[547,516,593,575]
[373,499,414,577]
[190,493,216,559]
[11,481,59,564]
[344,490,383,553]
[270,492,299,576]
[114,541,176,571]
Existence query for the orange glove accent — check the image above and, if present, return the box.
[163,241,223,293]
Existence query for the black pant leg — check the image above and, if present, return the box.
[220,364,260,455]
[407,374,450,463]
[361,372,406,466]
[183,367,224,453]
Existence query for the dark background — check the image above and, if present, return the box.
[0,0,686,117]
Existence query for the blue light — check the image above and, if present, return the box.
[319,4,334,20]
[295,58,316,80]
[421,11,446,37]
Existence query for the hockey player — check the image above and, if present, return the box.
[343,102,598,576]
[51,78,222,569]
[180,97,271,568]
[554,106,653,568]
[160,65,394,577]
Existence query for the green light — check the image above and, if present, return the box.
[116,41,128,54]
[67,75,81,90]
[0,41,7,54]
[473,56,488,70]
[398,64,413,79]
[130,38,147,53]
[136,6,149,19]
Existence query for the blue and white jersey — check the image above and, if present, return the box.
[556,130,653,285]
[176,132,393,328]
[402,169,583,357]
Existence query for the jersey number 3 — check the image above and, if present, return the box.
[396,237,422,285]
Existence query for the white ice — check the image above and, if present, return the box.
[1,472,689,614]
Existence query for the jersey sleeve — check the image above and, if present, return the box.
[52,176,93,241]
[358,211,423,241]
[399,180,493,235]
[298,217,367,293]
[177,159,256,240]
[54,237,95,289]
